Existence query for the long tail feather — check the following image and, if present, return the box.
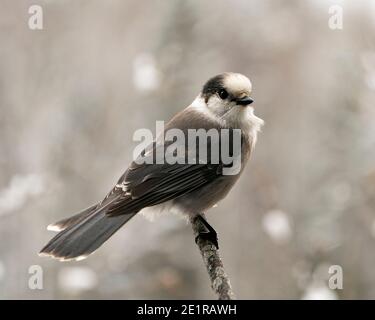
[47,203,98,232]
[40,206,136,261]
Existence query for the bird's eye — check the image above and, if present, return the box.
[218,89,228,100]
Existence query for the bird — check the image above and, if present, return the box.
[39,72,264,261]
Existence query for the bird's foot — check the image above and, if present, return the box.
[194,214,219,249]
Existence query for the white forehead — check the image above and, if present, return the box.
[223,73,252,95]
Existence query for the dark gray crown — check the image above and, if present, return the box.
[202,74,226,102]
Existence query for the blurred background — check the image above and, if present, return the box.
[0,0,375,299]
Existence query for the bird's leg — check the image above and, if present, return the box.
[194,214,219,249]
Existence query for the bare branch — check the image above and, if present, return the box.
[190,214,235,300]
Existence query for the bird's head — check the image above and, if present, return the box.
[202,72,253,108]
[198,72,261,130]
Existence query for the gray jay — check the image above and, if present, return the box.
[40,72,264,261]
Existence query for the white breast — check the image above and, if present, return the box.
[190,95,264,146]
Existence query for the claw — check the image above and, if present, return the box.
[194,214,219,249]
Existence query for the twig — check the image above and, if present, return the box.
[189,214,235,300]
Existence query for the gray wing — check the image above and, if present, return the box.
[103,107,237,217]
[106,160,223,216]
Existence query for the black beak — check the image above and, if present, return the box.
[236,96,254,106]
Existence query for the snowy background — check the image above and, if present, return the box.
[1,0,375,299]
